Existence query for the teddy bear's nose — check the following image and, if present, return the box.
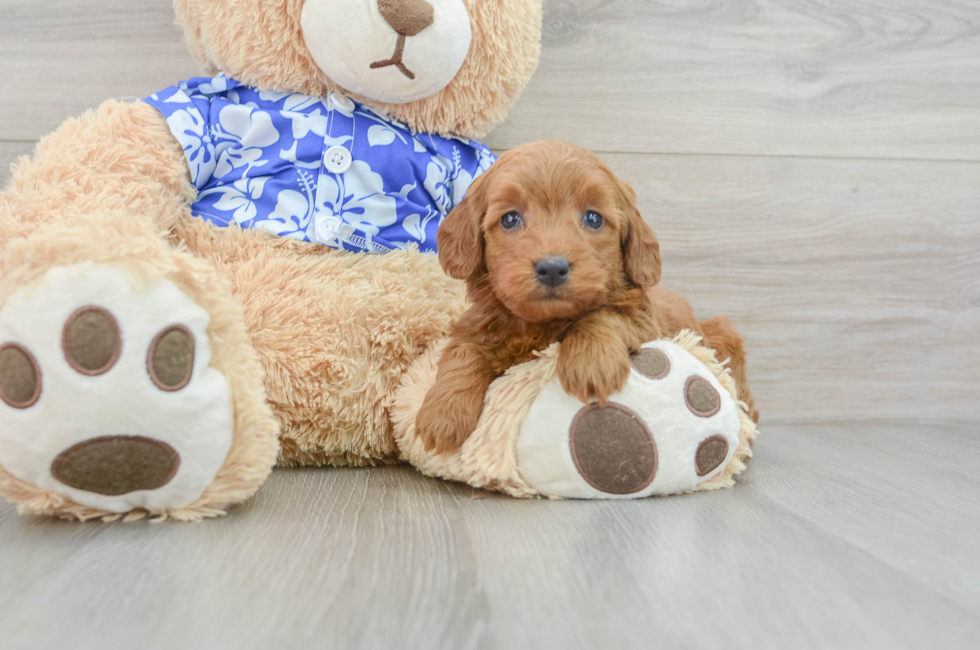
[378,0,435,37]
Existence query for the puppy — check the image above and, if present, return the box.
[415,140,757,454]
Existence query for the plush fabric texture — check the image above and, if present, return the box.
[176,218,468,467]
[301,0,472,104]
[50,435,181,497]
[0,262,234,514]
[173,0,542,138]
[695,435,729,477]
[685,375,722,417]
[62,306,122,375]
[517,338,742,498]
[392,331,758,498]
[377,0,436,36]
[0,101,195,247]
[148,326,196,391]
[0,344,41,408]
[143,75,495,252]
[0,102,280,520]
[568,404,658,495]
[631,347,670,380]
[393,339,545,496]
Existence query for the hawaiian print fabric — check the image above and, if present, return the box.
[143,74,495,253]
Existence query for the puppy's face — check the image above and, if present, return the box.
[439,140,662,322]
[481,153,624,321]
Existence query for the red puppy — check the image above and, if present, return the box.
[415,140,757,454]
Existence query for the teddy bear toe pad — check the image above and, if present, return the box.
[569,403,657,494]
[0,263,234,513]
[517,341,741,499]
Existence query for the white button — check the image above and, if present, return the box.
[324,146,352,174]
[315,214,342,243]
[329,92,355,113]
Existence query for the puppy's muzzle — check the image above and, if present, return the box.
[534,256,570,288]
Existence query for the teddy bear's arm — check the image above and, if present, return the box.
[1,100,193,251]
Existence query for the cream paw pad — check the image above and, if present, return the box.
[516,339,744,498]
[0,263,235,514]
[393,331,758,499]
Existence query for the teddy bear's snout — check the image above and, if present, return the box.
[50,435,181,497]
[377,0,435,37]
[370,0,437,80]
[302,0,476,103]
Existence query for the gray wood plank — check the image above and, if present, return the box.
[758,421,980,613]
[598,152,980,425]
[1,423,979,650]
[488,0,980,160]
[0,0,200,142]
[2,0,979,161]
[0,495,110,604]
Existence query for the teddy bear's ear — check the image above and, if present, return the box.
[438,172,492,281]
[173,0,215,72]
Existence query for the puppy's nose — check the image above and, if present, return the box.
[378,0,435,37]
[534,256,571,288]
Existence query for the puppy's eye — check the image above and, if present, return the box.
[582,210,604,230]
[500,211,523,230]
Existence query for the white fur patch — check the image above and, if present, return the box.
[0,263,234,512]
[301,0,472,104]
[516,341,741,499]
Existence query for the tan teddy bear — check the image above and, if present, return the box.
[0,0,543,520]
[0,0,758,522]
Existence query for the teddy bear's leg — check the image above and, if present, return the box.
[393,332,759,499]
[175,219,469,467]
[507,334,756,498]
[0,101,279,520]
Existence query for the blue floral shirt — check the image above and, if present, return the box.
[143,74,495,253]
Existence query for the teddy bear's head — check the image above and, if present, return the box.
[173,0,542,138]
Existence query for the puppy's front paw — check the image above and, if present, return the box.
[557,346,632,404]
[415,392,484,455]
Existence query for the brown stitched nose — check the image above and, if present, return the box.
[378,0,435,37]
[51,435,180,496]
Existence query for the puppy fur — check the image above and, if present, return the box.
[415,140,758,454]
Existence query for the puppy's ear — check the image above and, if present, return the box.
[438,171,489,280]
[619,181,662,289]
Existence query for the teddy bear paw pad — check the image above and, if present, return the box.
[0,263,234,513]
[516,341,741,499]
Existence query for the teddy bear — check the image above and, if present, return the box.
[0,0,757,521]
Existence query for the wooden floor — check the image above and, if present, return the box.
[1,423,979,649]
[1,0,978,648]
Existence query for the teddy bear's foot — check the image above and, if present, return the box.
[0,263,236,514]
[516,338,748,499]
[393,332,757,500]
